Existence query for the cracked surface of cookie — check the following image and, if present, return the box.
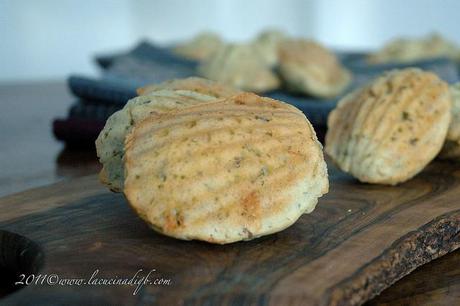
[325,68,451,185]
[124,92,329,243]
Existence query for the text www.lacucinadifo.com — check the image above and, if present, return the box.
[15,269,172,295]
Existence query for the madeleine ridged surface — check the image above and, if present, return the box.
[198,43,280,93]
[124,93,329,244]
[278,39,351,98]
[136,77,240,98]
[96,89,219,192]
[325,68,451,185]
[440,83,460,158]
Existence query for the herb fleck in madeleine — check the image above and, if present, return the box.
[124,93,328,244]
[325,68,451,185]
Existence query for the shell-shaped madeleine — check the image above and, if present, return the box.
[136,77,240,98]
[198,43,281,93]
[173,32,223,61]
[325,68,451,185]
[439,83,460,158]
[124,93,329,244]
[96,87,220,192]
[278,39,352,98]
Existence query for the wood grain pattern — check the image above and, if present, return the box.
[0,160,459,306]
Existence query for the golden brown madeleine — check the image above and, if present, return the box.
[124,93,329,244]
[136,77,240,97]
[198,43,281,93]
[325,68,451,185]
[439,83,460,158]
[96,89,217,192]
[278,39,352,98]
[173,32,223,61]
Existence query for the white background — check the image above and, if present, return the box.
[1,0,460,82]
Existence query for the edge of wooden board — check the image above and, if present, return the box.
[325,209,460,306]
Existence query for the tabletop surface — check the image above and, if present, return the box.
[0,81,458,305]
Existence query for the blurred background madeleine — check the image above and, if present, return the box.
[198,43,281,92]
[278,39,352,98]
[367,33,460,64]
[173,32,223,61]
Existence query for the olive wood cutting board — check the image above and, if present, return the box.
[0,160,459,306]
